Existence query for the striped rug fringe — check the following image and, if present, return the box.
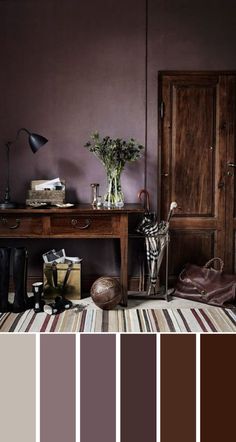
[0,307,236,332]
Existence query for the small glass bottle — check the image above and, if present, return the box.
[96,196,102,207]
[90,183,99,206]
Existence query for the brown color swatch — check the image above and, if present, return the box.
[161,334,196,442]
[121,334,156,442]
[40,334,75,442]
[80,334,116,442]
[201,334,236,442]
[0,334,36,442]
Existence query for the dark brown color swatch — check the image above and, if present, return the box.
[161,334,196,442]
[40,334,76,442]
[201,335,236,442]
[121,334,156,442]
[80,334,116,442]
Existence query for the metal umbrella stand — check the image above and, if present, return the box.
[130,196,177,302]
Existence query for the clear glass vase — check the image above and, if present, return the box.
[103,168,124,208]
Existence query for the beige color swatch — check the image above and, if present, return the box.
[0,334,36,442]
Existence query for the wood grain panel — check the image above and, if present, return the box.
[223,75,236,270]
[159,72,236,276]
[0,216,43,236]
[50,215,116,236]
[172,83,216,216]
[169,230,215,278]
[233,230,236,273]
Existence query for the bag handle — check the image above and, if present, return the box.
[52,262,58,287]
[62,262,73,292]
[204,257,224,273]
[51,262,73,291]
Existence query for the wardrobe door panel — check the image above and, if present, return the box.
[159,72,236,278]
[169,230,215,276]
[172,82,216,216]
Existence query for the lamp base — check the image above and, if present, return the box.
[0,201,17,209]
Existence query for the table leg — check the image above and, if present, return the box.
[120,214,128,307]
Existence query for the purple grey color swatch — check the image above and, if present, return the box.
[80,334,116,442]
[40,334,76,442]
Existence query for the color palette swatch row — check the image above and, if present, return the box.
[0,334,235,441]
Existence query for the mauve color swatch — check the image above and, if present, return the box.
[201,335,236,442]
[121,334,156,442]
[40,334,75,442]
[161,334,196,442]
[0,335,36,442]
[80,334,116,442]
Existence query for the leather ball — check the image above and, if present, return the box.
[90,277,122,310]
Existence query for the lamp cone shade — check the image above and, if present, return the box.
[29,133,48,153]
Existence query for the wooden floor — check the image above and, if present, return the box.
[76,294,211,310]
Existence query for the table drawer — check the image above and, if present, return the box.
[50,215,116,236]
[0,216,43,236]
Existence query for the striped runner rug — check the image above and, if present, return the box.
[0,307,236,332]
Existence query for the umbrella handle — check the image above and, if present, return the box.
[138,189,150,212]
[167,201,178,222]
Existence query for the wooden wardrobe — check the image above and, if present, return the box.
[159,71,236,281]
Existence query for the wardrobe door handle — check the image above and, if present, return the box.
[71,218,91,229]
[228,162,236,168]
[0,218,21,229]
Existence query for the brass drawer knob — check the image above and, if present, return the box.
[71,218,91,230]
[0,218,21,229]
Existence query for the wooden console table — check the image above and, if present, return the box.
[0,204,144,306]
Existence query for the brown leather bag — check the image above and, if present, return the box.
[175,258,236,307]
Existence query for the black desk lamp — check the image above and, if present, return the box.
[0,128,48,209]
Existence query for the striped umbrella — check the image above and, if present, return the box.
[137,202,177,295]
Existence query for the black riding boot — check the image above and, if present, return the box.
[0,247,11,312]
[12,247,34,313]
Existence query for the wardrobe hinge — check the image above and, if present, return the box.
[160,101,164,119]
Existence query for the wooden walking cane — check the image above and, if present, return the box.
[138,189,151,292]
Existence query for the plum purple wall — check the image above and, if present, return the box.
[1,0,236,281]
[0,0,146,205]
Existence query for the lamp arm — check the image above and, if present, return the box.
[1,127,47,207]
[17,127,30,137]
[6,128,30,146]
[3,142,11,204]
[2,129,29,204]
